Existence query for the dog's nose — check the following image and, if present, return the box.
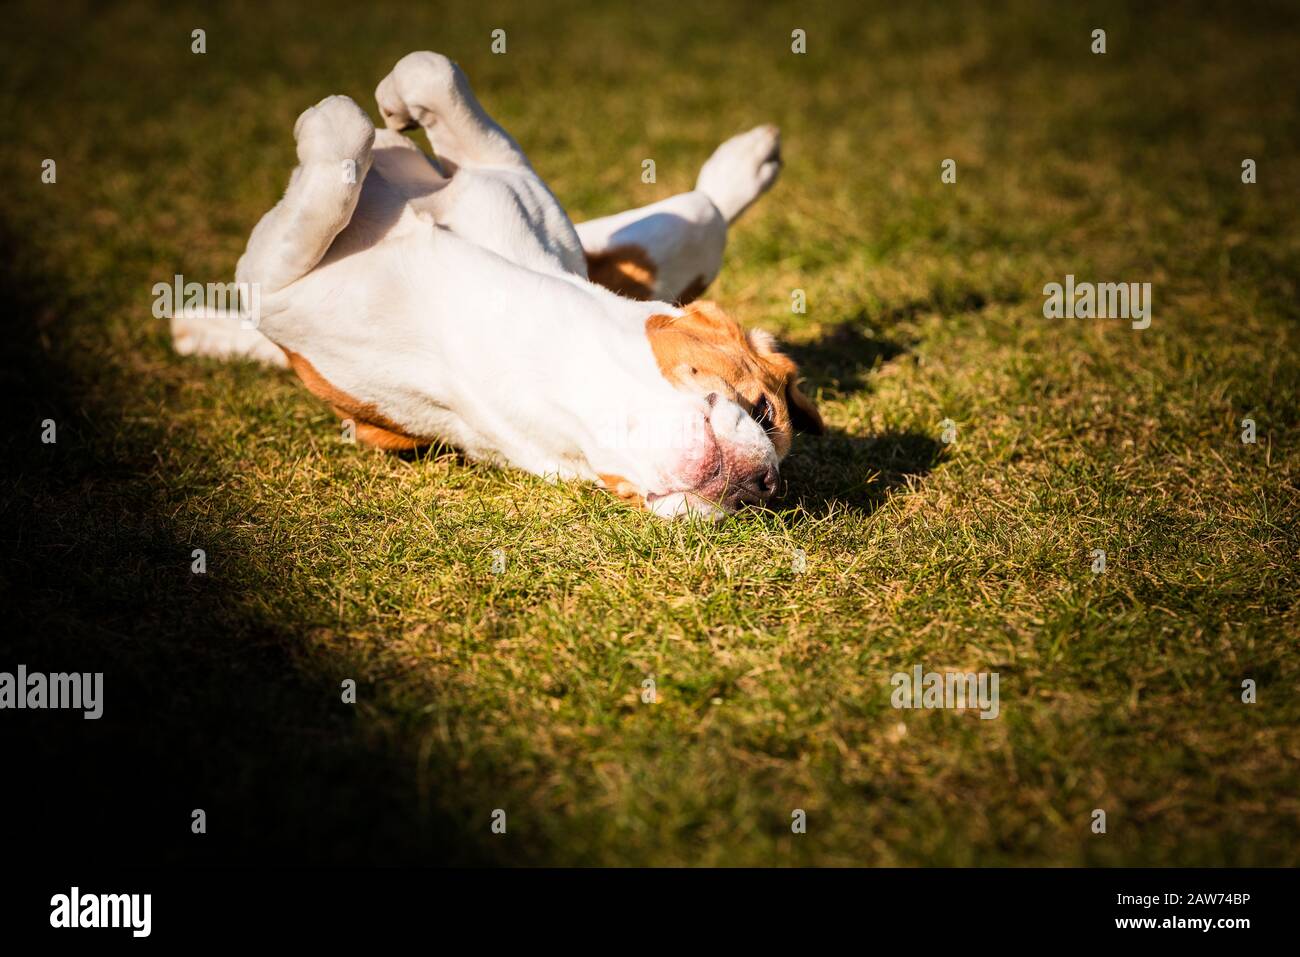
[725,464,778,506]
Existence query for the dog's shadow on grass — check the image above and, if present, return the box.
[773,311,948,515]
[782,311,911,397]
[779,429,946,516]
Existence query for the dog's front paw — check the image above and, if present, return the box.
[374,72,417,131]
[644,490,730,521]
[374,51,462,132]
[293,95,375,166]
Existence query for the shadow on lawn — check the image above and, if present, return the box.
[0,222,495,865]
[782,309,912,397]
[781,429,947,515]
[775,309,951,515]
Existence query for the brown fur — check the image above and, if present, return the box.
[584,245,658,300]
[585,244,711,306]
[282,349,431,451]
[644,301,822,457]
[598,473,646,508]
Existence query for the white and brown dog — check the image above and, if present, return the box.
[173,52,822,518]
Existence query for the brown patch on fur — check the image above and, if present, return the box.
[349,422,429,452]
[584,245,658,300]
[644,301,823,458]
[282,348,431,451]
[675,274,710,305]
[598,473,646,509]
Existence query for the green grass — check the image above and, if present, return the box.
[1,0,1298,866]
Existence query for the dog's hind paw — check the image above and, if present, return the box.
[695,124,782,224]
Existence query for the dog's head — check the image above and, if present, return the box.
[646,301,822,455]
[604,300,821,517]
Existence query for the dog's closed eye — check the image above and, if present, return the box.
[749,394,774,430]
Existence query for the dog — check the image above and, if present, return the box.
[172,51,822,518]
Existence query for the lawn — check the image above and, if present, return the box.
[1,0,1297,866]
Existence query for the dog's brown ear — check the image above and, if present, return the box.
[748,328,824,435]
[786,378,824,434]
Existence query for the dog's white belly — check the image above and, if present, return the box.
[333,130,585,277]
[432,168,586,277]
[258,223,605,482]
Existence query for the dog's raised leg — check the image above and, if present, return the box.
[373,51,586,276]
[374,51,527,173]
[692,124,783,225]
[171,96,375,366]
[234,95,376,294]
[575,125,782,303]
